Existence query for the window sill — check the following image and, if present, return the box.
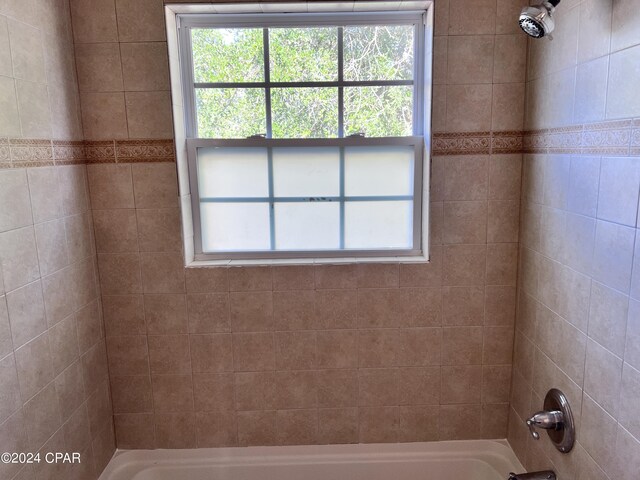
[186,254,429,268]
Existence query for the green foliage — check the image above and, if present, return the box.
[344,86,412,137]
[344,25,414,81]
[192,28,264,82]
[272,88,338,138]
[196,89,266,138]
[269,27,337,82]
[191,24,414,139]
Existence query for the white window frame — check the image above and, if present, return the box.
[165,2,434,265]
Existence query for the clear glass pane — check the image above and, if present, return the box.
[271,88,338,138]
[273,147,340,197]
[344,85,413,137]
[197,147,269,198]
[269,27,338,82]
[201,202,271,252]
[191,28,264,83]
[343,25,414,81]
[196,88,266,138]
[345,145,414,196]
[274,202,340,250]
[345,201,413,249]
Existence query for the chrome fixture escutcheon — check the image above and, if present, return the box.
[526,389,575,453]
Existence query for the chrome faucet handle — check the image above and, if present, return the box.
[526,418,540,439]
[526,410,564,440]
[526,389,575,453]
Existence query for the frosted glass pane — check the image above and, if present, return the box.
[273,147,340,197]
[201,202,270,252]
[345,201,413,249]
[345,146,414,196]
[274,203,340,250]
[198,147,269,198]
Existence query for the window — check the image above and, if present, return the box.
[175,8,431,261]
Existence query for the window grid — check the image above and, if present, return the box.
[178,11,430,260]
[198,147,415,252]
[190,25,416,139]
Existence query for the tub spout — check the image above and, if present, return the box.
[508,471,556,480]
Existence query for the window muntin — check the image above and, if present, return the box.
[189,138,423,257]
[187,17,419,139]
[180,12,427,260]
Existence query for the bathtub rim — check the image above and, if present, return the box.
[98,439,525,480]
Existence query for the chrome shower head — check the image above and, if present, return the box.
[519,0,560,39]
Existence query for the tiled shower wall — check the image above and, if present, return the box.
[0,2,115,480]
[74,0,527,449]
[508,0,640,479]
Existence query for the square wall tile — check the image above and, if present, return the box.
[15,80,51,138]
[70,0,118,43]
[446,84,492,132]
[0,226,40,293]
[0,76,21,137]
[115,0,166,42]
[120,42,169,91]
[75,42,124,92]
[27,167,63,224]
[156,412,195,449]
[592,221,635,294]
[131,163,179,209]
[492,83,525,131]
[588,282,629,359]
[8,19,45,82]
[493,34,526,83]
[15,332,53,400]
[447,35,494,85]
[611,0,640,52]
[125,91,173,139]
[0,17,12,77]
[606,45,640,120]
[598,157,640,228]
[97,253,142,295]
[0,170,32,233]
[80,92,128,140]
[88,164,135,209]
[7,280,47,349]
[113,413,155,449]
[449,0,497,35]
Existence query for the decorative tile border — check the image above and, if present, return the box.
[8,138,54,167]
[432,131,524,156]
[85,141,117,164]
[2,121,640,170]
[0,138,176,169]
[115,139,176,163]
[53,140,86,165]
[85,139,176,164]
[523,119,640,156]
[491,131,524,154]
[432,131,492,155]
[0,138,9,167]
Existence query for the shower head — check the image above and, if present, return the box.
[519,0,560,39]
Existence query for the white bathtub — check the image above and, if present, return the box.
[98,440,524,480]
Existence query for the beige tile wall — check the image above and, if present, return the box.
[65,0,527,450]
[0,1,115,480]
[71,0,526,449]
[510,1,640,479]
[89,154,521,448]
